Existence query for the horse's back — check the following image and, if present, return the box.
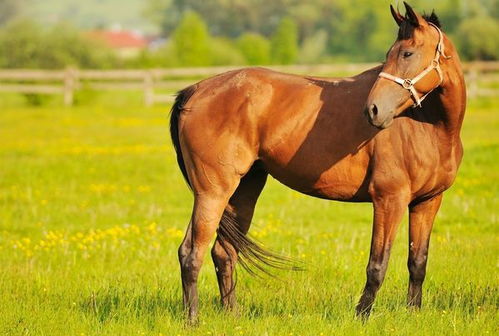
[178,67,323,152]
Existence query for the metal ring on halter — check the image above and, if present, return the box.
[431,59,439,67]
[402,79,413,89]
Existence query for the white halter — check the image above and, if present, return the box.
[378,23,450,107]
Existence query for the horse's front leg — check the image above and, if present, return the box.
[356,192,409,318]
[407,194,442,308]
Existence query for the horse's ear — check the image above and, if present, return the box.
[403,1,420,27]
[390,4,404,26]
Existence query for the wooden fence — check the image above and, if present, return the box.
[0,62,497,106]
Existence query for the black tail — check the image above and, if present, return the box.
[169,87,302,277]
[218,210,303,278]
[169,86,196,189]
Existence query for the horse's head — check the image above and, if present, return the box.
[366,2,450,129]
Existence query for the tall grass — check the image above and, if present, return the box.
[0,95,497,335]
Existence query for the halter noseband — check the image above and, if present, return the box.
[378,23,450,107]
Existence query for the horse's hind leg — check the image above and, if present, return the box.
[211,164,268,309]
[178,160,245,323]
[407,194,442,308]
[179,195,231,323]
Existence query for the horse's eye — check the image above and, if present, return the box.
[403,51,413,58]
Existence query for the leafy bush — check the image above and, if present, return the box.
[131,43,181,68]
[0,20,117,69]
[23,93,53,106]
[237,33,271,65]
[209,37,246,66]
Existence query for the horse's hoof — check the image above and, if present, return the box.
[225,304,241,317]
[355,305,372,322]
[185,312,199,327]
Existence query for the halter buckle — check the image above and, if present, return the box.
[402,79,413,89]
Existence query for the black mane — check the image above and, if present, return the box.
[398,10,441,40]
[424,11,441,28]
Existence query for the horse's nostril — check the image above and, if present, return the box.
[370,104,378,117]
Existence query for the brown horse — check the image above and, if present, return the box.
[170,2,465,322]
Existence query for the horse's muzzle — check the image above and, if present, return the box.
[365,104,393,129]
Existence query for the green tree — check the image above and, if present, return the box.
[144,0,291,37]
[327,0,382,61]
[237,33,271,65]
[455,15,499,60]
[172,11,211,66]
[271,17,298,64]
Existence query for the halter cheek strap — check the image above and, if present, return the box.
[378,23,450,107]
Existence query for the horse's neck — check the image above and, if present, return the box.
[435,45,466,141]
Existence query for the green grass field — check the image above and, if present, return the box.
[0,94,497,335]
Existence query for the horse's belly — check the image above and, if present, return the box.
[260,151,372,202]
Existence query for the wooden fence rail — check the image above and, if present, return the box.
[0,62,497,106]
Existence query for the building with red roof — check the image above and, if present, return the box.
[85,29,149,58]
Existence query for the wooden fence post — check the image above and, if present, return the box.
[63,68,75,106]
[144,71,154,107]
